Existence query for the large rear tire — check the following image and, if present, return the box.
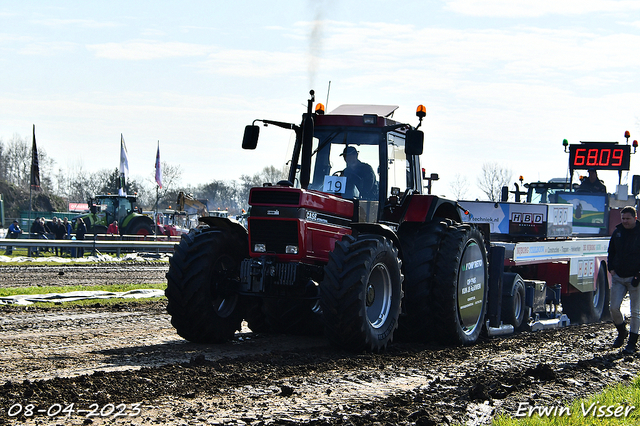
[397,220,448,341]
[562,262,608,324]
[165,228,248,343]
[430,224,489,346]
[128,221,154,236]
[321,234,403,352]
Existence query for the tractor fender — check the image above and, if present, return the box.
[199,216,248,243]
[121,213,151,229]
[402,195,461,224]
[350,223,401,257]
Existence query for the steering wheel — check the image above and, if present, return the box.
[332,170,344,177]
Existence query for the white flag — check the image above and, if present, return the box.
[119,134,129,196]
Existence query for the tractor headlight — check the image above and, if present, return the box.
[254,243,266,253]
[285,245,299,254]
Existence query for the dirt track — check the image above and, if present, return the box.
[0,264,639,425]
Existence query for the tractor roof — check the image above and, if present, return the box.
[329,104,399,117]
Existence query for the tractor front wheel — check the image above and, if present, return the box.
[165,227,247,343]
[321,234,403,352]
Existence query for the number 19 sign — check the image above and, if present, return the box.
[323,175,347,194]
[569,143,631,171]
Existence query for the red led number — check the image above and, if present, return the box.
[574,148,624,167]
[612,148,623,166]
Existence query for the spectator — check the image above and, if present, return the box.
[52,217,67,256]
[62,217,72,256]
[107,220,119,237]
[4,220,22,255]
[30,217,46,256]
[75,218,87,258]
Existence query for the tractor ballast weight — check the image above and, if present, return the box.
[167,91,487,352]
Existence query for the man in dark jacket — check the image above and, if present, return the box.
[608,206,640,354]
[578,168,607,193]
[75,218,87,258]
[340,146,377,200]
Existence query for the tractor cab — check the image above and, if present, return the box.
[243,91,429,226]
[91,195,136,226]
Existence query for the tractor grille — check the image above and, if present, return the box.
[249,219,299,254]
[251,190,300,206]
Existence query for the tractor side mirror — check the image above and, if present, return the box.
[633,175,640,196]
[405,130,424,156]
[242,125,260,150]
[501,186,509,202]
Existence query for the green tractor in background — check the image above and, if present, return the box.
[72,194,155,236]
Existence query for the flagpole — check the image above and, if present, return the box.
[154,140,162,240]
[155,185,159,239]
[28,125,35,241]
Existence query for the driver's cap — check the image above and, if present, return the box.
[340,146,358,157]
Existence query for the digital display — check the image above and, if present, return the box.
[568,143,631,171]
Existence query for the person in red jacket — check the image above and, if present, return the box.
[107,221,119,236]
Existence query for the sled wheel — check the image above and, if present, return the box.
[501,273,530,331]
[562,261,608,324]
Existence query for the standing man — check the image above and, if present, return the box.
[4,220,22,255]
[75,218,87,258]
[62,217,72,256]
[608,206,640,354]
[52,217,66,256]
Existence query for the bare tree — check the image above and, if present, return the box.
[138,161,183,209]
[477,162,512,202]
[449,173,470,200]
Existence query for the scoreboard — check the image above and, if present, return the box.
[568,143,631,171]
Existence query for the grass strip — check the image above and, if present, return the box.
[493,375,640,425]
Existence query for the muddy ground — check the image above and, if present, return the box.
[0,264,638,426]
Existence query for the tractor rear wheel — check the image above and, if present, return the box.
[128,221,154,236]
[430,224,488,346]
[397,220,448,341]
[562,262,608,324]
[321,234,403,352]
[165,227,248,343]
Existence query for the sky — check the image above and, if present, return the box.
[1,0,640,200]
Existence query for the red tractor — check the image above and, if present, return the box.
[166,91,490,351]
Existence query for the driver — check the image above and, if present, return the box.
[341,146,377,199]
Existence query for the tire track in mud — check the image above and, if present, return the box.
[0,263,169,288]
